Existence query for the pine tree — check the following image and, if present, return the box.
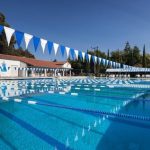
[107,49,110,60]
[142,45,146,67]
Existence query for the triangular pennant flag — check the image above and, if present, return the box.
[47,41,53,54]
[94,56,97,64]
[70,48,75,60]
[60,45,65,56]
[65,47,70,58]
[92,56,95,63]
[108,60,110,66]
[102,58,106,65]
[92,56,97,64]
[88,54,91,62]
[116,63,118,68]
[15,31,24,47]
[114,62,117,68]
[79,51,82,60]
[53,43,59,55]
[82,52,85,61]
[74,50,78,60]
[85,53,89,62]
[24,33,33,49]
[4,26,15,46]
[98,57,102,64]
[0,25,4,34]
[105,60,109,66]
[110,61,112,67]
[40,38,47,53]
[112,62,115,68]
[33,36,40,51]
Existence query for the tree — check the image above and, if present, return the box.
[0,12,16,53]
[145,54,150,67]
[0,12,35,58]
[142,45,146,67]
[123,41,132,65]
[107,49,110,60]
[132,46,141,66]
[111,50,121,63]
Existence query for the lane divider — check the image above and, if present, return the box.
[29,100,150,122]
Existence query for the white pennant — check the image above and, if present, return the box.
[74,50,78,60]
[82,52,85,61]
[106,60,109,66]
[53,43,59,55]
[24,33,33,49]
[88,54,91,62]
[94,56,97,63]
[65,47,70,58]
[4,26,15,46]
[102,59,106,65]
[40,38,47,53]
[99,58,101,64]
[110,61,112,66]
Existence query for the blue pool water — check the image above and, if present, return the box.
[0,78,150,150]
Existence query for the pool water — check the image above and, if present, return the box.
[0,78,150,150]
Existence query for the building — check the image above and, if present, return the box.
[0,54,72,78]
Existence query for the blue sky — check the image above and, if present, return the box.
[0,0,150,61]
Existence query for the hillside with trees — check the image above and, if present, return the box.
[0,12,35,58]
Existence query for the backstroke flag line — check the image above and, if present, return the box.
[0,24,146,70]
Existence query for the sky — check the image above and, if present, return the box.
[0,0,150,61]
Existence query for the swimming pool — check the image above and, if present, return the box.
[0,78,150,150]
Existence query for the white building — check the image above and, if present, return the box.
[0,54,72,78]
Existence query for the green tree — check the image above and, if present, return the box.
[145,54,150,67]
[0,12,35,58]
[142,45,146,67]
[107,49,110,60]
[132,46,141,66]
[0,12,16,53]
[123,41,132,65]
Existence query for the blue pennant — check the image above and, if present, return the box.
[60,45,65,56]
[105,60,108,66]
[110,61,112,67]
[85,54,89,62]
[70,48,75,60]
[33,36,40,51]
[92,56,95,63]
[15,31,24,47]
[47,41,53,54]
[0,25,3,34]
[79,51,82,60]
[108,60,110,66]
[102,59,105,65]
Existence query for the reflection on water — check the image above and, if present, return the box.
[0,79,72,98]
